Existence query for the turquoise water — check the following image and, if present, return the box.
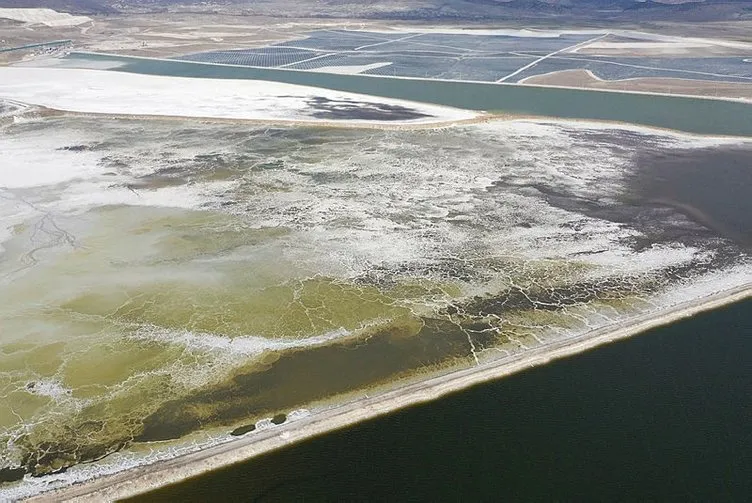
[65,52,752,136]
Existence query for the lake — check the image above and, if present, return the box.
[137,298,752,502]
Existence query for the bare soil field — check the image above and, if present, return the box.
[0,14,399,63]
[2,13,751,63]
[648,20,752,44]
[572,31,752,57]
[522,69,752,101]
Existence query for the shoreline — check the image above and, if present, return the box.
[30,283,752,502]
[9,104,752,141]
[38,107,497,131]
[0,66,481,129]
[67,50,752,106]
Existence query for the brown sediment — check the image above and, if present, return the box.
[8,102,746,141]
[450,276,638,316]
[13,105,743,144]
[520,69,752,102]
[16,105,498,131]
[133,315,472,443]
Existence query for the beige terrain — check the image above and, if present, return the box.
[520,69,752,101]
[649,20,752,44]
[2,12,750,102]
[0,13,395,64]
[1,12,749,60]
[571,30,752,57]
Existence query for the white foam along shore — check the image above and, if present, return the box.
[30,283,751,502]
[0,67,479,125]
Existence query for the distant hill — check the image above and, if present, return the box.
[0,0,116,14]
[348,0,752,22]
[1,0,751,21]
[368,0,752,22]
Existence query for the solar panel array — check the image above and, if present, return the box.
[178,48,316,68]
[173,30,752,84]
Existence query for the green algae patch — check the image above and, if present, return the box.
[135,313,470,442]
[145,214,291,262]
[0,389,51,431]
[0,341,66,376]
[0,211,668,480]
[0,253,660,478]
[385,279,464,305]
[61,277,414,340]
[81,206,292,265]
[9,370,182,476]
[452,275,643,317]
[61,339,180,389]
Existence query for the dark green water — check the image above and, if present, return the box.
[137,298,752,502]
[66,52,752,136]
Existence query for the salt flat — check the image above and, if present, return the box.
[0,67,479,125]
[1,109,750,499]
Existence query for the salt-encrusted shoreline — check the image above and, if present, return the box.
[28,284,751,502]
[0,67,480,126]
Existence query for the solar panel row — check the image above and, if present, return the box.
[171,30,752,85]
